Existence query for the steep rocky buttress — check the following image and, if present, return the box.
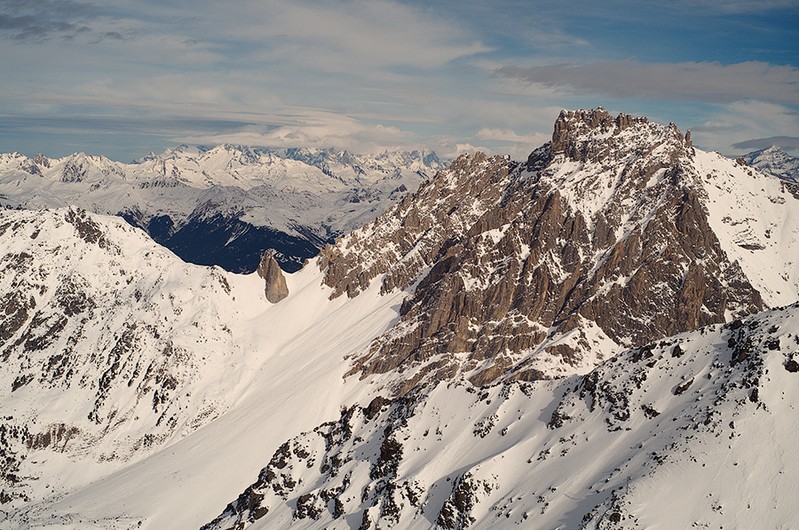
[320,108,771,394]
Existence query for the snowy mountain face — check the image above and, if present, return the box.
[3,109,799,530]
[0,146,443,272]
[0,204,412,529]
[0,207,245,507]
[740,145,799,183]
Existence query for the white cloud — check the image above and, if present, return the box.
[172,108,416,153]
[477,128,540,143]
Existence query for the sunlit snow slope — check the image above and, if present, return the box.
[0,206,402,529]
[204,303,799,530]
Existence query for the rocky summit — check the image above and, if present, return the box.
[2,109,799,530]
[321,108,793,395]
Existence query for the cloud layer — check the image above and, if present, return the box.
[496,61,799,105]
[1,0,798,159]
[732,136,799,151]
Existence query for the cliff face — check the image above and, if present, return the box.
[321,108,767,393]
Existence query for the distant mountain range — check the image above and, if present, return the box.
[3,109,799,529]
[0,145,443,272]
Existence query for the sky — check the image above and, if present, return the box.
[1,0,798,161]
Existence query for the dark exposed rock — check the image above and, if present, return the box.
[26,423,79,451]
[364,395,390,420]
[257,250,289,303]
[674,378,693,395]
[436,472,488,529]
[64,207,106,246]
[785,359,799,372]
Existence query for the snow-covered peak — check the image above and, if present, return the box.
[0,145,444,273]
[741,145,799,183]
[2,145,445,192]
[0,151,125,183]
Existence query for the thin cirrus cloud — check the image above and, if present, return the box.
[247,0,491,71]
[1,0,798,159]
[496,61,799,105]
[731,136,799,151]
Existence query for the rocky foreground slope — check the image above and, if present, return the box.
[2,109,799,529]
[204,303,799,530]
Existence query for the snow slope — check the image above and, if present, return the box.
[0,206,404,529]
[696,149,799,307]
[203,301,799,529]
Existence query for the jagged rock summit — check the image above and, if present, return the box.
[320,107,797,394]
[257,250,289,303]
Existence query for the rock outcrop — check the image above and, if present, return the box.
[257,250,289,303]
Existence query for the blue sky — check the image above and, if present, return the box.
[1,0,798,161]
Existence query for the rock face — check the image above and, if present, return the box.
[257,250,289,303]
[320,108,773,394]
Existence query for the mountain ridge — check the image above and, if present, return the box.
[739,144,799,183]
[320,108,797,395]
[0,145,444,273]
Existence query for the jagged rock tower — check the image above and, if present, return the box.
[257,250,289,303]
